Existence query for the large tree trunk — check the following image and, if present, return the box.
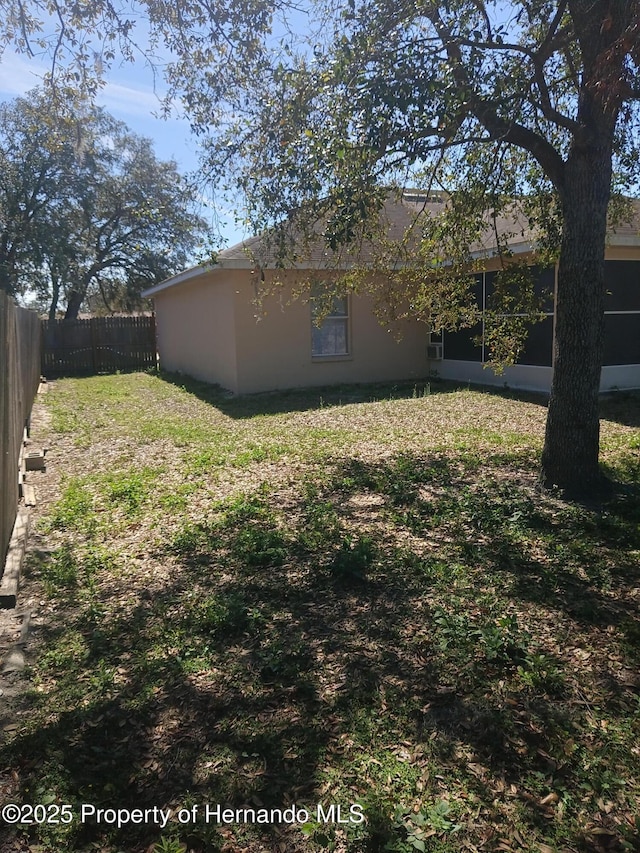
[48,270,60,321]
[539,0,628,497]
[540,140,613,496]
[64,288,84,320]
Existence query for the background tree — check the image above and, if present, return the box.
[0,89,207,318]
[2,2,639,496]
[0,92,77,297]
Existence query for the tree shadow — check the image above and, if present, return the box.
[3,446,640,852]
[158,369,640,439]
[599,390,640,428]
[157,370,550,420]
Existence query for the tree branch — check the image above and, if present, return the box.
[427,6,566,193]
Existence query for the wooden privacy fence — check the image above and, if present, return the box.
[41,315,157,377]
[0,292,41,568]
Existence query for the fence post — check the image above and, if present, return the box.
[90,317,97,373]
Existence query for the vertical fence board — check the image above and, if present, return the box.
[0,292,41,570]
[41,315,157,377]
[0,296,13,574]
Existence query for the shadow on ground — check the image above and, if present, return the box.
[2,447,640,853]
[157,370,551,420]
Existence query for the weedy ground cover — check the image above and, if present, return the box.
[1,371,639,853]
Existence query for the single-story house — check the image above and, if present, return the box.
[142,193,640,395]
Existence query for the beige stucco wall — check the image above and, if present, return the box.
[154,271,238,391]
[231,271,429,394]
[152,247,640,395]
[153,267,429,394]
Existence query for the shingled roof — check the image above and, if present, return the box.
[143,192,640,298]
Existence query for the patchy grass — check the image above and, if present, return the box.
[2,372,639,853]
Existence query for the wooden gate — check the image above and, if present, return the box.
[41,315,157,377]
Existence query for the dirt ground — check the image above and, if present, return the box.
[0,387,59,742]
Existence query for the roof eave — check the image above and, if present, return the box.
[141,264,216,297]
[141,257,364,297]
[143,225,640,298]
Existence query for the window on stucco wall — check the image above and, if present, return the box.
[311,294,350,357]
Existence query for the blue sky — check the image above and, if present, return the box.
[0,47,247,249]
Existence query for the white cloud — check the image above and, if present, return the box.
[0,51,48,96]
[100,78,168,117]
[0,49,175,117]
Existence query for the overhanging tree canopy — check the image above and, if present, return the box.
[2,1,639,494]
[0,90,207,318]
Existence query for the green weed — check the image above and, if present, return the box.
[104,468,156,513]
[434,608,530,668]
[185,591,253,639]
[517,653,566,694]
[297,482,342,552]
[231,442,285,467]
[186,446,229,474]
[37,543,115,598]
[40,543,79,591]
[153,838,187,853]
[394,800,462,848]
[329,534,376,581]
[169,520,221,557]
[231,525,288,568]
[46,479,94,531]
